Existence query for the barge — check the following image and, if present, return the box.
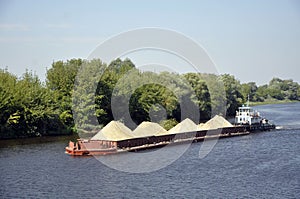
[66,105,275,156]
[65,126,249,156]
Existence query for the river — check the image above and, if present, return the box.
[0,103,299,198]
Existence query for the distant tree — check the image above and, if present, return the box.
[220,74,243,116]
[269,77,283,86]
[268,87,285,100]
[46,59,81,95]
[198,73,227,117]
[0,70,69,138]
[129,83,178,124]
[184,73,211,121]
[241,82,258,102]
[46,59,82,128]
[281,79,299,100]
[0,69,18,138]
[268,78,285,100]
[256,85,268,102]
[108,58,135,75]
[72,59,107,130]
[94,58,136,127]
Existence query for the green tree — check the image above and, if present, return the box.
[220,74,243,116]
[160,118,178,130]
[256,84,268,102]
[95,58,136,126]
[297,87,300,100]
[46,59,82,128]
[268,78,285,100]
[72,59,107,131]
[0,70,68,138]
[129,83,178,124]
[241,82,258,102]
[281,79,299,100]
[184,73,211,121]
[0,69,18,138]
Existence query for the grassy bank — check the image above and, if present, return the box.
[249,99,299,106]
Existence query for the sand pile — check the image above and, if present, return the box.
[91,121,134,141]
[90,116,234,141]
[133,122,167,137]
[197,123,205,130]
[168,118,198,134]
[198,115,233,130]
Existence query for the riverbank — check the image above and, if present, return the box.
[249,99,299,106]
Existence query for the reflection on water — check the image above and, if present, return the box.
[0,134,79,149]
[0,103,299,198]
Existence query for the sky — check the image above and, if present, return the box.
[0,0,299,85]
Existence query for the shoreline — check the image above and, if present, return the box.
[249,100,299,106]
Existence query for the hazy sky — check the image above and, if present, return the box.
[0,0,299,85]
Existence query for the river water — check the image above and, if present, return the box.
[0,103,299,198]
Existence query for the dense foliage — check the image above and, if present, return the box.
[1,58,299,138]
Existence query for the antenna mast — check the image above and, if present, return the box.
[247,94,250,107]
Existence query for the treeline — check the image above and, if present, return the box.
[1,58,299,138]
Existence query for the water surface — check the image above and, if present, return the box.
[0,103,299,198]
